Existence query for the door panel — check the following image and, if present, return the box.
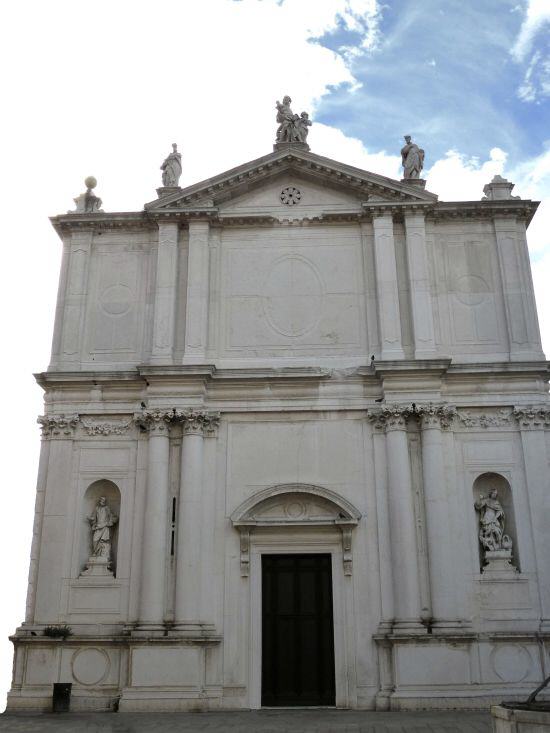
[261,554,335,706]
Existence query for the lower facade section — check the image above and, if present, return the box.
[7,632,550,712]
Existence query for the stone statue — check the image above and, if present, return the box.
[275,97,311,144]
[88,496,118,564]
[401,135,425,179]
[160,143,182,187]
[475,489,511,553]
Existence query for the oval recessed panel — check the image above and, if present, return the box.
[263,256,323,337]
[100,284,133,316]
[454,275,489,306]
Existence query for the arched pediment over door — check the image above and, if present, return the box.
[230,483,361,577]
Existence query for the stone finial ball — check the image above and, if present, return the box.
[84,176,97,190]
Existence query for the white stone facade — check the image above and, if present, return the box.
[8,147,550,712]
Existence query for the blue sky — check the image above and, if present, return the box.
[312,0,549,164]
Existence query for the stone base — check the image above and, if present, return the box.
[80,556,113,577]
[156,186,182,198]
[400,177,426,188]
[492,704,550,730]
[482,549,518,579]
[273,141,310,152]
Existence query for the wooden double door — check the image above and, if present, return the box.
[261,554,336,706]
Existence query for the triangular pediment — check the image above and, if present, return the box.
[144,147,437,212]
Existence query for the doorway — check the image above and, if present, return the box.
[261,554,336,706]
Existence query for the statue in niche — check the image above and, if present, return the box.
[88,496,118,564]
[475,489,512,553]
[275,97,311,144]
[160,143,182,187]
[401,135,424,179]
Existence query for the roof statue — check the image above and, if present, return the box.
[71,176,103,213]
[275,96,312,149]
[401,135,425,180]
[160,143,182,188]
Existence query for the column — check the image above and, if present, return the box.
[175,410,220,628]
[404,212,437,358]
[136,410,172,628]
[59,231,93,364]
[183,221,210,363]
[150,221,179,364]
[514,407,550,629]
[383,406,424,632]
[494,216,534,360]
[372,213,404,360]
[419,404,465,630]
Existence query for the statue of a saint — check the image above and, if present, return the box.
[88,497,118,563]
[294,112,312,143]
[275,98,312,146]
[160,143,182,187]
[276,96,296,143]
[475,489,510,553]
[401,135,425,179]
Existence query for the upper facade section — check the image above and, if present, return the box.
[48,139,543,373]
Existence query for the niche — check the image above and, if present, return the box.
[78,479,121,578]
[472,472,519,572]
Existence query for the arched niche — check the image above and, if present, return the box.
[472,472,519,571]
[79,479,121,577]
[230,483,361,577]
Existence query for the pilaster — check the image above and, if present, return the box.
[372,214,404,360]
[183,221,210,363]
[513,406,550,629]
[150,221,179,364]
[494,217,539,360]
[404,212,437,358]
[33,415,79,622]
[59,231,92,364]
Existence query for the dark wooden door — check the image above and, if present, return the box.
[261,554,335,706]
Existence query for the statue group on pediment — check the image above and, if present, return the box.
[275,96,312,144]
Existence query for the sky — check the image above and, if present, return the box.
[0,0,549,709]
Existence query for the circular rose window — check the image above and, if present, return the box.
[280,186,302,205]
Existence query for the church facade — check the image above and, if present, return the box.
[8,118,550,712]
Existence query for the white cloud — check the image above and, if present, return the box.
[511,0,550,101]
[511,0,550,60]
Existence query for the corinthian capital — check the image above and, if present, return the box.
[176,409,221,437]
[133,409,174,435]
[367,404,412,431]
[37,414,80,439]
[513,406,550,430]
[416,403,456,429]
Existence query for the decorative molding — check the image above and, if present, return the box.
[37,414,80,439]
[457,409,513,429]
[134,408,221,437]
[81,418,132,436]
[513,406,550,430]
[231,483,361,578]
